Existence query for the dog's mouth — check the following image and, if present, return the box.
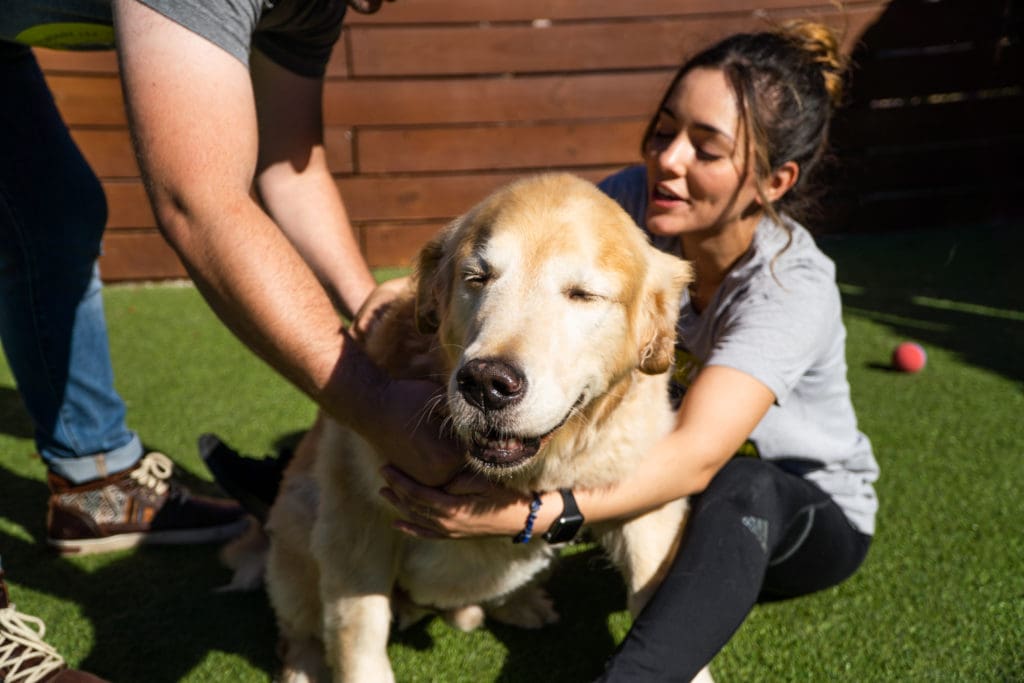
[467,395,584,470]
[468,430,543,468]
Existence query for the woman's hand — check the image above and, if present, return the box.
[379,466,538,540]
[350,275,411,343]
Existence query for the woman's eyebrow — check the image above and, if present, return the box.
[662,106,735,144]
[692,121,735,144]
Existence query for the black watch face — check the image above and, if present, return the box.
[546,515,583,543]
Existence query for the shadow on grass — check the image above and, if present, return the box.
[2,450,627,682]
[491,546,626,682]
[820,224,1024,382]
[0,462,278,683]
[0,386,34,440]
[389,544,626,682]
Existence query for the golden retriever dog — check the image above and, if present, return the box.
[236,173,700,682]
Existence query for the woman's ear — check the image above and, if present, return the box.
[762,161,800,203]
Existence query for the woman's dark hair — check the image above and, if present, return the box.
[642,21,847,227]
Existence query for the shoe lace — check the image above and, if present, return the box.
[129,452,174,496]
[0,604,66,683]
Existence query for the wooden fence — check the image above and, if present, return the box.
[34,0,1021,282]
[827,0,1023,232]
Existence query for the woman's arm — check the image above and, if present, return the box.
[380,365,776,539]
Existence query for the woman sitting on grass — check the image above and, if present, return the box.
[387,20,882,682]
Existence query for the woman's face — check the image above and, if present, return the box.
[643,67,762,238]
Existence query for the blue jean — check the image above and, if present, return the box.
[0,42,141,484]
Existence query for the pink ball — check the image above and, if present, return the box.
[892,342,927,373]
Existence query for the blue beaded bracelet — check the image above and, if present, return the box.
[512,492,543,544]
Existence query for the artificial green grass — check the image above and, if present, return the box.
[1,224,1021,681]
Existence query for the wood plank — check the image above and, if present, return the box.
[355,119,646,173]
[324,71,673,126]
[358,169,638,267]
[821,183,1024,234]
[78,127,351,179]
[346,0,885,24]
[346,6,880,76]
[69,129,139,178]
[99,169,627,236]
[44,74,125,126]
[361,220,448,268]
[98,168,627,236]
[32,32,349,79]
[103,182,156,229]
[847,45,1023,101]
[324,127,355,173]
[847,0,1011,50]
[324,32,350,78]
[833,95,1024,148]
[835,139,1024,194]
[33,48,118,74]
[337,166,624,221]
[99,232,186,281]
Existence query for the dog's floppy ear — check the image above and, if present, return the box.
[414,221,456,334]
[637,250,692,375]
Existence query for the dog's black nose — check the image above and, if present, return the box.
[457,359,526,411]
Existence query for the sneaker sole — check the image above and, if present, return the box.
[47,517,251,556]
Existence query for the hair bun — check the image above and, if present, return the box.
[780,20,846,107]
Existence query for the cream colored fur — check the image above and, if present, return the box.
[233,174,706,682]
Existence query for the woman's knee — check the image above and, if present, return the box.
[698,457,779,511]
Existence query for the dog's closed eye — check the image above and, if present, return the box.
[564,286,603,303]
[462,270,493,289]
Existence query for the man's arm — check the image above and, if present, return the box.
[112,0,462,484]
[114,1,343,400]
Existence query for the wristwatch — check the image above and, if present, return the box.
[543,488,585,544]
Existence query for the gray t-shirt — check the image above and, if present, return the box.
[600,165,879,535]
[1,0,345,76]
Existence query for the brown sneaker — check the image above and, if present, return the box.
[0,570,110,682]
[46,452,250,556]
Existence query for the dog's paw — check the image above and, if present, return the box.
[486,586,559,629]
[278,670,317,683]
[215,517,268,592]
[277,636,329,683]
[691,665,715,683]
[444,604,486,632]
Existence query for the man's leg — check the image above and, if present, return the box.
[0,41,139,481]
[0,43,246,555]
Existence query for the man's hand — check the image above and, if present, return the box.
[350,276,410,344]
[354,374,466,488]
[345,277,464,485]
[320,348,463,489]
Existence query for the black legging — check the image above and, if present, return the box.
[596,457,872,682]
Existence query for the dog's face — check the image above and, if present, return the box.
[416,174,691,474]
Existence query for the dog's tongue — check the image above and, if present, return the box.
[470,432,540,467]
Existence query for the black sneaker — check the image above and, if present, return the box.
[198,433,290,524]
